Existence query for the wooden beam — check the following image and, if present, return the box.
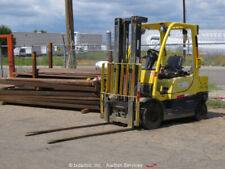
[0,78,99,92]
[0,78,95,86]
[0,34,16,77]
[0,94,100,101]
[13,72,103,79]
[48,43,53,68]
[0,97,100,110]
[32,52,38,78]
[0,89,98,97]
[0,95,99,105]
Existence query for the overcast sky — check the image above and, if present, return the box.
[0,0,225,33]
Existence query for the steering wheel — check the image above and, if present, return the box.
[148,49,159,54]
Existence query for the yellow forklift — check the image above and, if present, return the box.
[26,16,208,143]
[101,16,208,129]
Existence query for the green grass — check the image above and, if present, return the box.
[208,83,223,91]
[76,51,107,61]
[141,49,194,66]
[207,83,225,108]
[207,100,225,108]
[1,50,225,66]
[142,48,225,67]
[1,51,107,66]
[202,54,225,66]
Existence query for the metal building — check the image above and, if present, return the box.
[75,32,102,51]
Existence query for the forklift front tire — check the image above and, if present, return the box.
[194,102,208,121]
[142,101,163,129]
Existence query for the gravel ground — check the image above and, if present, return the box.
[0,66,224,169]
[0,104,224,169]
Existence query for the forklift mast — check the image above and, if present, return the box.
[101,16,147,128]
[114,16,148,63]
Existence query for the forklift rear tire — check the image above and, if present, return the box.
[194,102,208,121]
[142,101,163,129]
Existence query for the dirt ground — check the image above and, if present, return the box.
[0,104,224,169]
[209,85,225,98]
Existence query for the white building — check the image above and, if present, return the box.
[13,32,66,56]
[75,32,102,51]
[142,28,225,54]
[12,32,104,56]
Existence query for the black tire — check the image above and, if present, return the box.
[194,102,208,121]
[141,101,163,129]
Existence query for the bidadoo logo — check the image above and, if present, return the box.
[146,163,157,168]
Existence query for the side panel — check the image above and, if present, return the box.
[157,75,208,117]
[199,76,208,93]
[156,76,197,101]
[140,70,155,84]
[163,92,208,120]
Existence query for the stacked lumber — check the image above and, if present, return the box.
[0,78,100,92]
[0,84,14,90]
[13,68,103,79]
[0,77,101,111]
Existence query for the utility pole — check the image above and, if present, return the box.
[183,0,187,61]
[0,45,3,77]
[183,0,186,24]
[65,0,76,68]
[106,30,112,62]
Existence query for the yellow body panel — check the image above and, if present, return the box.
[140,74,208,102]
[140,70,155,84]
[198,76,208,93]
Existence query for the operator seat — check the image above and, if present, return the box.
[165,55,183,71]
[159,55,184,79]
